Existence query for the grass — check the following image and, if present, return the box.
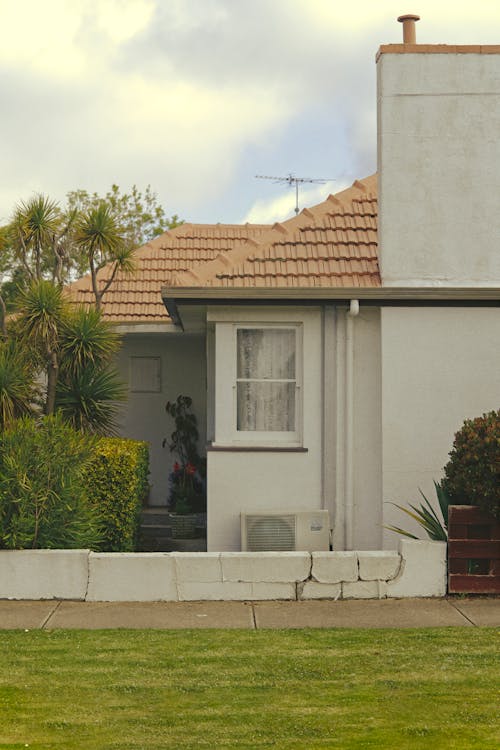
[0,628,499,749]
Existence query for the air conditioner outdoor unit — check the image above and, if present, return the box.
[241,510,330,552]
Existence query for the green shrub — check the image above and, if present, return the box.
[86,438,149,551]
[442,409,500,519]
[0,415,102,549]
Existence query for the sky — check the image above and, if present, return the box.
[2,0,500,227]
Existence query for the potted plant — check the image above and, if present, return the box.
[163,395,206,538]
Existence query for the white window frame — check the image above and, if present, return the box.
[230,323,303,446]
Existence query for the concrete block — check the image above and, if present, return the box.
[387,540,447,598]
[0,550,89,600]
[172,553,222,583]
[358,551,401,581]
[249,583,296,600]
[87,553,177,602]
[178,581,253,601]
[342,580,387,599]
[300,581,342,600]
[221,552,310,583]
[311,552,358,583]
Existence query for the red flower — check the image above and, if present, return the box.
[173,462,181,472]
[185,463,196,475]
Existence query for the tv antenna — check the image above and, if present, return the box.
[255,173,335,215]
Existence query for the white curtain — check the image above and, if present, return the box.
[237,328,296,432]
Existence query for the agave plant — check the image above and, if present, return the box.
[385,480,450,541]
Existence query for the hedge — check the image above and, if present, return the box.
[87,438,149,552]
[0,415,102,550]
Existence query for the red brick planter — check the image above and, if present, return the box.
[448,505,500,594]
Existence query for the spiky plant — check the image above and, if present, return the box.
[10,195,61,281]
[15,280,67,414]
[0,341,38,429]
[75,203,135,310]
[56,364,126,435]
[385,481,450,541]
[59,306,121,376]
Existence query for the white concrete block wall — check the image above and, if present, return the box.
[221,552,311,583]
[0,550,89,600]
[86,553,178,602]
[311,551,358,583]
[358,551,400,581]
[0,541,446,601]
[387,540,447,598]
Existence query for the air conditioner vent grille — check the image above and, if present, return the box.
[245,514,295,551]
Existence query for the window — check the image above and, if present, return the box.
[234,325,301,443]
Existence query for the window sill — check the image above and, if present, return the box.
[207,443,308,453]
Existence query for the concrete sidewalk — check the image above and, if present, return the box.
[0,597,499,630]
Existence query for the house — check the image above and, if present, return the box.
[69,16,500,552]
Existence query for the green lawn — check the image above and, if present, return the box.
[0,628,499,749]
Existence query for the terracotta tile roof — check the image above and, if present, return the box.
[66,175,379,322]
[66,223,269,322]
[173,175,379,290]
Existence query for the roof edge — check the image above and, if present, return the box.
[161,285,500,303]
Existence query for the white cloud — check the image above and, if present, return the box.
[2,0,500,225]
[243,180,348,224]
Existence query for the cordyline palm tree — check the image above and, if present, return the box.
[13,281,125,431]
[16,280,65,415]
[75,203,136,311]
[9,194,76,286]
[0,340,38,430]
[56,306,125,434]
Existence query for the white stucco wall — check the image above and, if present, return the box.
[381,306,500,546]
[378,51,500,286]
[352,307,383,549]
[207,307,323,552]
[115,333,206,505]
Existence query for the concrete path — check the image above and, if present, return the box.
[0,597,499,630]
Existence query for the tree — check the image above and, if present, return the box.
[0,184,182,322]
[66,183,182,253]
[12,281,124,431]
[0,340,38,430]
[74,202,135,311]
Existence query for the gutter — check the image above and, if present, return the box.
[161,285,500,304]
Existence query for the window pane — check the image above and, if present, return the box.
[237,382,295,431]
[237,329,295,380]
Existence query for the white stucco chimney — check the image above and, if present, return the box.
[377,15,500,287]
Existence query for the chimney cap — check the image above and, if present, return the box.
[397,13,420,44]
[397,13,421,22]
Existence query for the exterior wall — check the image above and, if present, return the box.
[378,52,500,286]
[115,333,206,506]
[351,307,383,548]
[332,307,382,550]
[206,307,323,552]
[381,307,500,546]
